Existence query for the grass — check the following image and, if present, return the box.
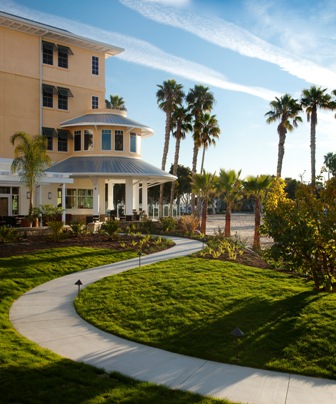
[75,257,336,380]
[0,246,231,404]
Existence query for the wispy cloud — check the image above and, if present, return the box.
[120,0,336,88]
[0,0,276,100]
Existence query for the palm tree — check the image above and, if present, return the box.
[186,85,215,215]
[156,79,184,217]
[105,94,127,110]
[11,131,51,216]
[217,169,242,237]
[301,86,333,187]
[243,175,273,250]
[198,113,221,174]
[324,152,336,179]
[265,94,302,177]
[169,106,192,216]
[192,170,216,234]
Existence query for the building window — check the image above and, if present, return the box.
[58,130,70,152]
[62,188,93,209]
[101,129,111,150]
[58,45,73,68]
[74,130,81,151]
[84,130,94,151]
[42,41,55,65]
[65,189,76,209]
[92,96,99,109]
[42,127,56,151]
[115,130,123,151]
[78,189,93,209]
[42,84,56,108]
[57,87,73,110]
[130,133,137,153]
[92,56,99,75]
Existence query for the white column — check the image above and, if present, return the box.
[142,181,148,214]
[92,178,99,215]
[107,182,114,211]
[62,183,66,223]
[133,182,139,211]
[37,185,42,207]
[98,178,105,214]
[125,178,133,215]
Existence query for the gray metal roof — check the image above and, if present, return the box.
[46,156,176,183]
[60,113,154,137]
[0,11,123,57]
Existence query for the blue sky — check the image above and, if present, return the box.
[2,0,336,181]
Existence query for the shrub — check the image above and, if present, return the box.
[100,220,121,240]
[140,218,155,234]
[70,222,85,237]
[159,216,176,232]
[47,220,64,241]
[262,177,336,292]
[199,237,244,260]
[177,215,199,235]
[0,225,17,243]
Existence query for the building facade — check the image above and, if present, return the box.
[0,11,175,222]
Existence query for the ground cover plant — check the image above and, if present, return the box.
[75,257,336,380]
[0,245,231,404]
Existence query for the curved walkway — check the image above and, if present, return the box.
[10,237,336,404]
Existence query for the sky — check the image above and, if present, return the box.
[2,0,336,182]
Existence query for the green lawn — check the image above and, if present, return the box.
[75,257,336,380]
[1,247,230,404]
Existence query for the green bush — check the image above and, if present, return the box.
[0,225,17,243]
[140,218,155,234]
[159,216,176,232]
[100,220,121,240]
[70,222,85,237]
[47,220,64,241]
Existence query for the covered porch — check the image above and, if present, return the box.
[46,155,176,222]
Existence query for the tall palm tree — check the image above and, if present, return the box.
[243,175,273,250]
[217,169,242,237]
[192,170,216,234]
[156,79,184,217]
[11,131,51,216]
[198,113,220,174]
[105,94,127,110]
[186,84,215,215]
[301,86,333,187]
[169,105,192,216]
[265,93,302,177]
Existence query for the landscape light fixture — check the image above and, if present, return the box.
[138,251,143,267]
[75,279,83,296]
[231,327,244,361]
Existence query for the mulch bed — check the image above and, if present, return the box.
[1,231,270,269]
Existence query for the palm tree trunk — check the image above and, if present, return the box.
[277,125,286,177]
[310,108,317,187]
[200,197,207,234]
[191,142,198,215]
[159,117,171,217]
[253,198,261,250]
[169,136,181,216]
[225,206,231,237]
[200,145,206,173]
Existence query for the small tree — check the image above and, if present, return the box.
[11,132,51,216]
[243,175,273,250]
[192,170,216,234]
[262,178,336,292]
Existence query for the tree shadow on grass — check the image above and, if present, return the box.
[1,361,225,404]
[152,290,333,377]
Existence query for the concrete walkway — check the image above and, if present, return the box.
[10,237,336,404]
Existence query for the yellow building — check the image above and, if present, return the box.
[0,11,175,223]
